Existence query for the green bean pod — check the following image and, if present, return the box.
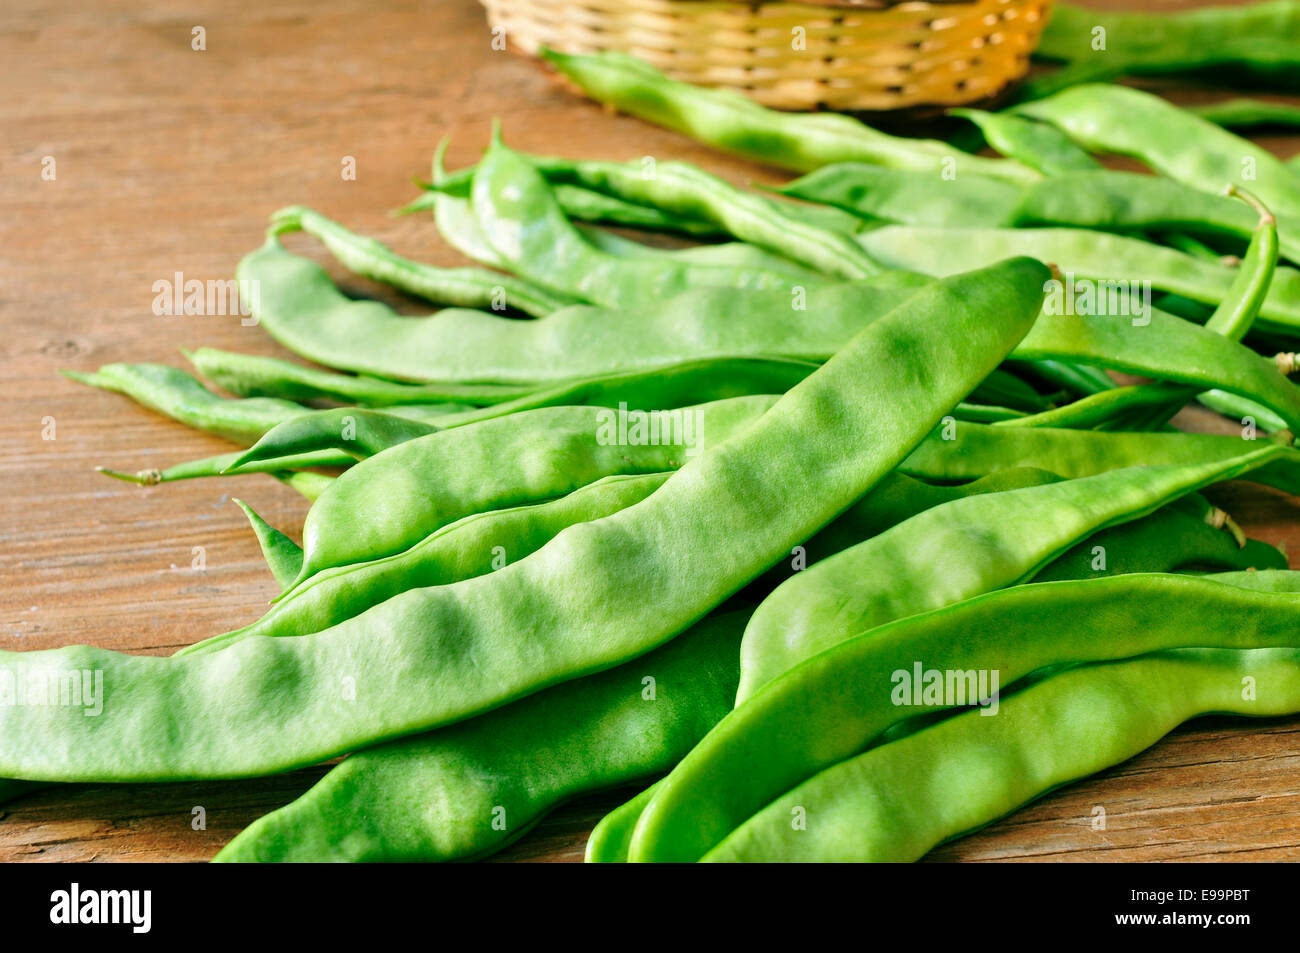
[1033,496,1284,583]
[856,224,1300,333]
[1193,99,1300,131]
[949,109,1100,176]
[236,236,917,386]
[234,499,303,589]
[737,446,1297,702]
[772,163,1024,228]
[0,259,1048,782]
[481,154,881,279]
[184,347,527,406]
[213,607,747,862]
[704,646,1300,862]
[1010,170,1300,265]
[576,226,824,281]
[1198,390,1290,434]
[629,574,1300,862]
[425,138,516,270]
[63,363,311,444]
[1016,84,1300,218]
[69,361,476,474]
[430,153,873,241]
[899,422,1300,490]
[289,395,778,585]
[179,473,669,657]
[272,205,576,317]
[96,448,355,486]
[1001,383,1185,430]
[770,468,1063,587]
[402,175,723,238]
[191,346,821,432]
[230,408,441,467]
[540,48,1040,185]
[272,471,335,502]
[469,135,824,309]
[1015,192,1284,432]
[1209,569,1300,594]
[585,781,661,864]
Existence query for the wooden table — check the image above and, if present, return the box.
[1,0,1298,863]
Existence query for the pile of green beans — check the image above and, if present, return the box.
[35,39,1300,865]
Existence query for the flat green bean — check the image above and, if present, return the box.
[213,607,747,862]
[780,468,1062,581]
[1010,170,1300,265]
[424,358,819,429]
[180,473,668,657]
[272,470,335,502]
[402,175,723,238]
[204,471,1064,660]
[238,237,918,386]
[1193,99,1300,131]
[585,781,661,864]
[431,154,868,240]
[541,49,1040,185]
[1033,496,1284,583]
[97,448,354,486]
[64,363,310,444]
[185,347,527,406]
[289,396,777,584]
[426,138,513,270]
[899,421,1300,490]
[1017,84,1300,218]
[235,499,303,589]
[737,446,1296,702]
[773,163,1023,229]
[479,153,880,279]
[469,136,824,308]
[1209,568,1300,593]
[1013,192,1284,432]
[272,205,575,317]
[1001,383,1181,430]
[190,347,820,426]
[949,109,1100,176]
[577,226,824,282]
[231,408,440,467]
[858,224,1300,333]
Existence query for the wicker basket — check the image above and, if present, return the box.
[481,0,1053,112]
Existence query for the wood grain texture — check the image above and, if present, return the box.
[1,0,1298,863]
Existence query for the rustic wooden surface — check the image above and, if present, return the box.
[1,0,1298,863]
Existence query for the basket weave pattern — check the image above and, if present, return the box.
[482,0,1052,111]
